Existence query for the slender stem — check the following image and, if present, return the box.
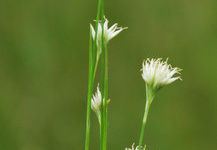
[93,55,100,79]
[93,0,102,67]
[85,0,102,149]
[85,28,94,150]
[100,42,105,150]
[138,100,150,149]
[103,43,108,150]
[100,0,107,149]
[138,85,154,150]
[100,15,105,150]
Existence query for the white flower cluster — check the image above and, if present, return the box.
[91,85,103,117]
[142,58,181,89]
[90,17,127,47]
[125,144,146,150]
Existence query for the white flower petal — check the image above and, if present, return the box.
[97,23,102,38]
[104,18,109,30]
[90,24,95,39]
[107,23,118,32]
[107,28,123,41]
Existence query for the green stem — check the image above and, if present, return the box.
[93,0,102,67]
[93,52,101,79]
[85,27,94,150]
[85,0,102,149]
[100,43,105,150]
[100,0,107,149]
[100,20,105,150]
[138,85,154,150]
[103,43,108,150]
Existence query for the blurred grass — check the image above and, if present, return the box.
[0,0,217,150]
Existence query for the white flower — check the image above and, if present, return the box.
[90,17,127,46]
[142,58,181,89]
[91,84,111,124]
[91,84,103,123]
[91,85,102,112]
[125,144,146,150]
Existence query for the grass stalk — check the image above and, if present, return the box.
[93,55,100,79]
[100,43,105,150]
[103,43,108,150]
[138,85,153,150]
[92,0,102,66]
[100,0,108,150]
[85,0,102,150]
[100,23,105,150]
[85,27,94,150]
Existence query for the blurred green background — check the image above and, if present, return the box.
[0,0,217,150]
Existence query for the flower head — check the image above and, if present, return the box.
[91,84,103,123]
[142,58,181,90]
[90,17,127,47]
[125,144,146,150]
[91,84,111,124]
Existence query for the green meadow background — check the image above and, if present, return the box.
[0,0,217,150]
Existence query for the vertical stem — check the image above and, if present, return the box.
[93,55,100,79]
[85,28,93,150]
[138,85,153,150]
[100,17,105,150]
[100,41,105,150]
[100,0,107,150]
[100,0,105,149]
[93,0,102,67]
[103,44,108,150]
[85,0,102,150]
[138,101,150,149]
